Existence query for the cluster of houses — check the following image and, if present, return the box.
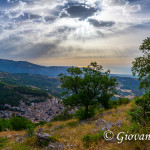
[0,97,64,122]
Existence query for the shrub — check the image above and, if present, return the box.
[128,91,150,128]
[26,124,35,137]
[51,109,74,121]
[118,98,130,105]
[0,137,8,148]
[10,117,34,131]
[75,107,95,120]
[67,121,78,127]
[81,130,104,147]
[109,98,130,109]
[0,118,12,131]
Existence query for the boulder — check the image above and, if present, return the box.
[4,128,9,131]
[95,118,106,127]
[114,120,123,127]
[7,135,11,138]
[101,122,113,131]
[36,132,52,146]
[36,128,44,133]
[106,111,112,114]
[14,134,19,137]
[46,142,64,150]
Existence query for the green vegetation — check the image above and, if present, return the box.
[0,82,49,107]
[109,97,130,109]
[75,107,95,120]
[0,72,62,97]
[0,137,8,148]
[132,37,150,90]
[128,91,150,130]
[0,117,34,131]
[59,62,117,119]
[14,86,48,97]
[81,130,104,147]
[66,121,78,127]
[0,82,24,106]
[51,109,74,121]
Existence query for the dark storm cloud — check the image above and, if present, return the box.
[88,19,115,28]
[65,5,97,19]
[58,1,99,19]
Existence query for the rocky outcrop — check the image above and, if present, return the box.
[36,132,53,146]
[95,118,123,131]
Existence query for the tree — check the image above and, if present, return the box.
[132,37,150,90]
[128,91,150,128]
[59,62,117,119]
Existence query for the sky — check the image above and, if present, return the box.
[0,0,150,74]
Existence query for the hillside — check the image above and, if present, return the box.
[0,72,143,99]
[0,82,49,107]
[0,103,149,150]
[0,72,61,97]
[0,82,64,122]
[0,59,68,77]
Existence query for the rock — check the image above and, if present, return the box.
[46,142,64,150]
[101,122,113,131]
[16,137,24,143]
[114,120,122,127]
[115,109,119,113]
[106,111,112,114]
[4,128,9,131]
[14,134,19,137]
[36,132,52,146]
[99,113,104,116]
[36,128,44,133]
[95,118,106,127]
[7,134,11,138]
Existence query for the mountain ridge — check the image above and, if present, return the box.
[0,58,134,78]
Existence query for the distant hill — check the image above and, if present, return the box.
[0,58,68,77]
[0,82,50,107]
[0,72,143,99]
[0,58,136,78]
[0,72,61,97]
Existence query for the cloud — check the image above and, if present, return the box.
[0,0,150,69]
[63,5,97,19]
[88,19,115,27]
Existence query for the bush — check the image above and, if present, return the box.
[81,130,104,147]
[118,98,130,105]
[67,121,78,127]
[0,117,34,131]
[75,107,95,120]
[10,117,34,131]
[128,91,150,129]
[0,137,8,148]
[51,109,74,121]
[0,118,12,131]
[26,124,35,137]
[109,98,130,109]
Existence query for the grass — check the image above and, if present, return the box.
[0,103,150,150]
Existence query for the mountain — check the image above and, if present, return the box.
[0,72,143,99]
[0,72,62,97]
[0,58,143,99]
[0,58,135,78]
[0,58,68,77]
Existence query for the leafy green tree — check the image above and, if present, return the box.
[128,91,150,128]
[59,62,117,119]
[132,37,150,90]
